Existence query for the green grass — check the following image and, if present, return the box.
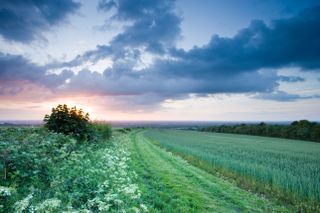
[144,129,320,210]
[131,130,288,212]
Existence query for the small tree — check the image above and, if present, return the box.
[44,104,92,140]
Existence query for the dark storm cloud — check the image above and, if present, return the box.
[170,6,320,78]
[0,53,73,91]
[63,4,320,75]
[106,0,181,52]
[45,4,320,105]
[60,63,279,106]
[0,0,80,43]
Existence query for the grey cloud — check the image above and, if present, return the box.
[60,65,279,102]
[62,4,320,76]
[170,6,320,76]
[50,0,181,68]
[0,0,80,43]
[0,52,73,89]
[46,5,320,107]
[254,90,320,102]
[279,75,305,82]
[47,45,113,69]
[107,0,181,53]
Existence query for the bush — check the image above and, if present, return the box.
[44,104,92,140]
[0,128,77,210]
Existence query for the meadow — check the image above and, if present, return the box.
[1,126,319,212]
[144,129,320,210]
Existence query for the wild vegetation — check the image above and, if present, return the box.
[1,106,319,212]
[0,127,150,212]
[145,129,320,211]
[200,120,320,142]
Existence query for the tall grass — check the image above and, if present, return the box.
[145,129,320,209]
[91,122,112,141]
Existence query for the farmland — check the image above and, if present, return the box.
[1,127,320,212]
[144,129,320,210]
[131,131,288,212]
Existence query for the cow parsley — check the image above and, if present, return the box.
[0,186,14,197]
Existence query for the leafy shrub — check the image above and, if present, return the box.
[0,128,76,183]
[0,127,77,211]
[44,104,92,140]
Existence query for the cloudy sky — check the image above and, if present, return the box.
[0,0,320,121]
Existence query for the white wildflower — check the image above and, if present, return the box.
[140,204,148,212]
[131,192,141,199]
[35,198,61,211]
[122,184,138,195]
[104,193,117,202]
[14,193,33,212]
[0,186,14,197]
[114,199,123,205]
[82,210,93,213]
[98,202,111,211]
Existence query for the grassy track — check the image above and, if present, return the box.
[131,130,288,212]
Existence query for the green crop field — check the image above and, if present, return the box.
[144,129,320,210]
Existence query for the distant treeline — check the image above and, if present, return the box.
[200,120,320,142]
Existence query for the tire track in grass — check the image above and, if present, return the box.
[132,131,289,212]
[131,132,206,212]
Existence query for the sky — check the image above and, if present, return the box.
[0,0,320,121]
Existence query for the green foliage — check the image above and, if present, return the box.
[200,120,320,142]
[49,133,146,211]
[145,129,320,211]
[0,128,146,212]
[44,104,92,140]
[0,127,76,211]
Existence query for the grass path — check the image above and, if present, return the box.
[131,131,289,212]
